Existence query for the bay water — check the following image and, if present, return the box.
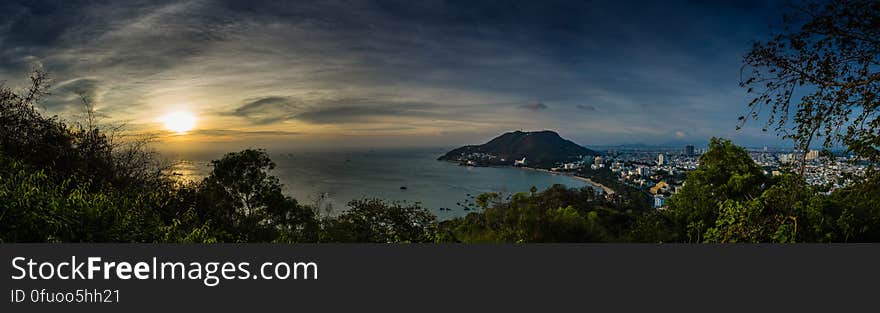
[169,148,594,219]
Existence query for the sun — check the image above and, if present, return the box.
[161,111,197,134]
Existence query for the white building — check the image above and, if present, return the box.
[658,153,665,166]
[653,195,665,208]
[779,153,793,163]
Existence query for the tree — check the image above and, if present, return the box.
[440,185,618,243]
[666,138,768,242]
[196,149,318,242]
[0,69,78,178]
[827,173,880,241]
[319,199,436,243]
[740,0,880,170]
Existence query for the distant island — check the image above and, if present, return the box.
[438,130,596,168]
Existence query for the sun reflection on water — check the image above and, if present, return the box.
[165,160,209,183]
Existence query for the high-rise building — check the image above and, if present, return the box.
[805,150,820,161]
[658,153,665,165]
[685,145,695,156]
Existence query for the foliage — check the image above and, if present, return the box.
[440,185,618,243]
[576,166,651,212]
[195,149,319,242]
[320,199,436,243]
[826,172,880,241]
[741,0,880,166]
[0,156,183,243]
[0,70,164,191]
[667,138,769,242]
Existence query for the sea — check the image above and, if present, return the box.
[168,147,596,219]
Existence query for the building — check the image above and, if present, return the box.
[562,162,579,170]
[657,153,665,166]
[653,195,665,208]
[636,166,649,177]
[514,157,527,166]
[685,145,695,156]
[594,155,603,165]
[779,153,793,163]
[805,150,820,161]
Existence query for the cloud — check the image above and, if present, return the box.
[575,104,596,111]
[228,96,298,125]
[521,100,548,111]
[293,98,456,124]
[296,105,394,124]
[675,131,686,138]
[0,0,788,147]
[42,77,102,111]
[192,129,302,137]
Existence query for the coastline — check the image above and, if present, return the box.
[438,159,617,195]
[516,166,616,195]
[570,175,616,195]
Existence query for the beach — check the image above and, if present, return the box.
[518,166,616,195]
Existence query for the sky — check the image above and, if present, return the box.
[0,0,793,152]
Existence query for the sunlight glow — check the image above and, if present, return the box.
[161,111,197,134]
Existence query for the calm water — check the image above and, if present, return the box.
[169,148,594,219]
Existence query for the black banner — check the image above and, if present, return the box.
[1,244,877,312]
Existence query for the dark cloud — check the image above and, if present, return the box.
[521,101,548,111]
[235,96,292,114]
[1,1,86,47]
[575,104,596,111]
[229,96,298,125]
[294,99,452,124]
[227,95,489,126]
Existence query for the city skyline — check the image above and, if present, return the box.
[0,0,793,152]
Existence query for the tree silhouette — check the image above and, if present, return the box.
[740,0,880,174]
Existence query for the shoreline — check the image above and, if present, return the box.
[438,160,616,195]
[515,166,617,195]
